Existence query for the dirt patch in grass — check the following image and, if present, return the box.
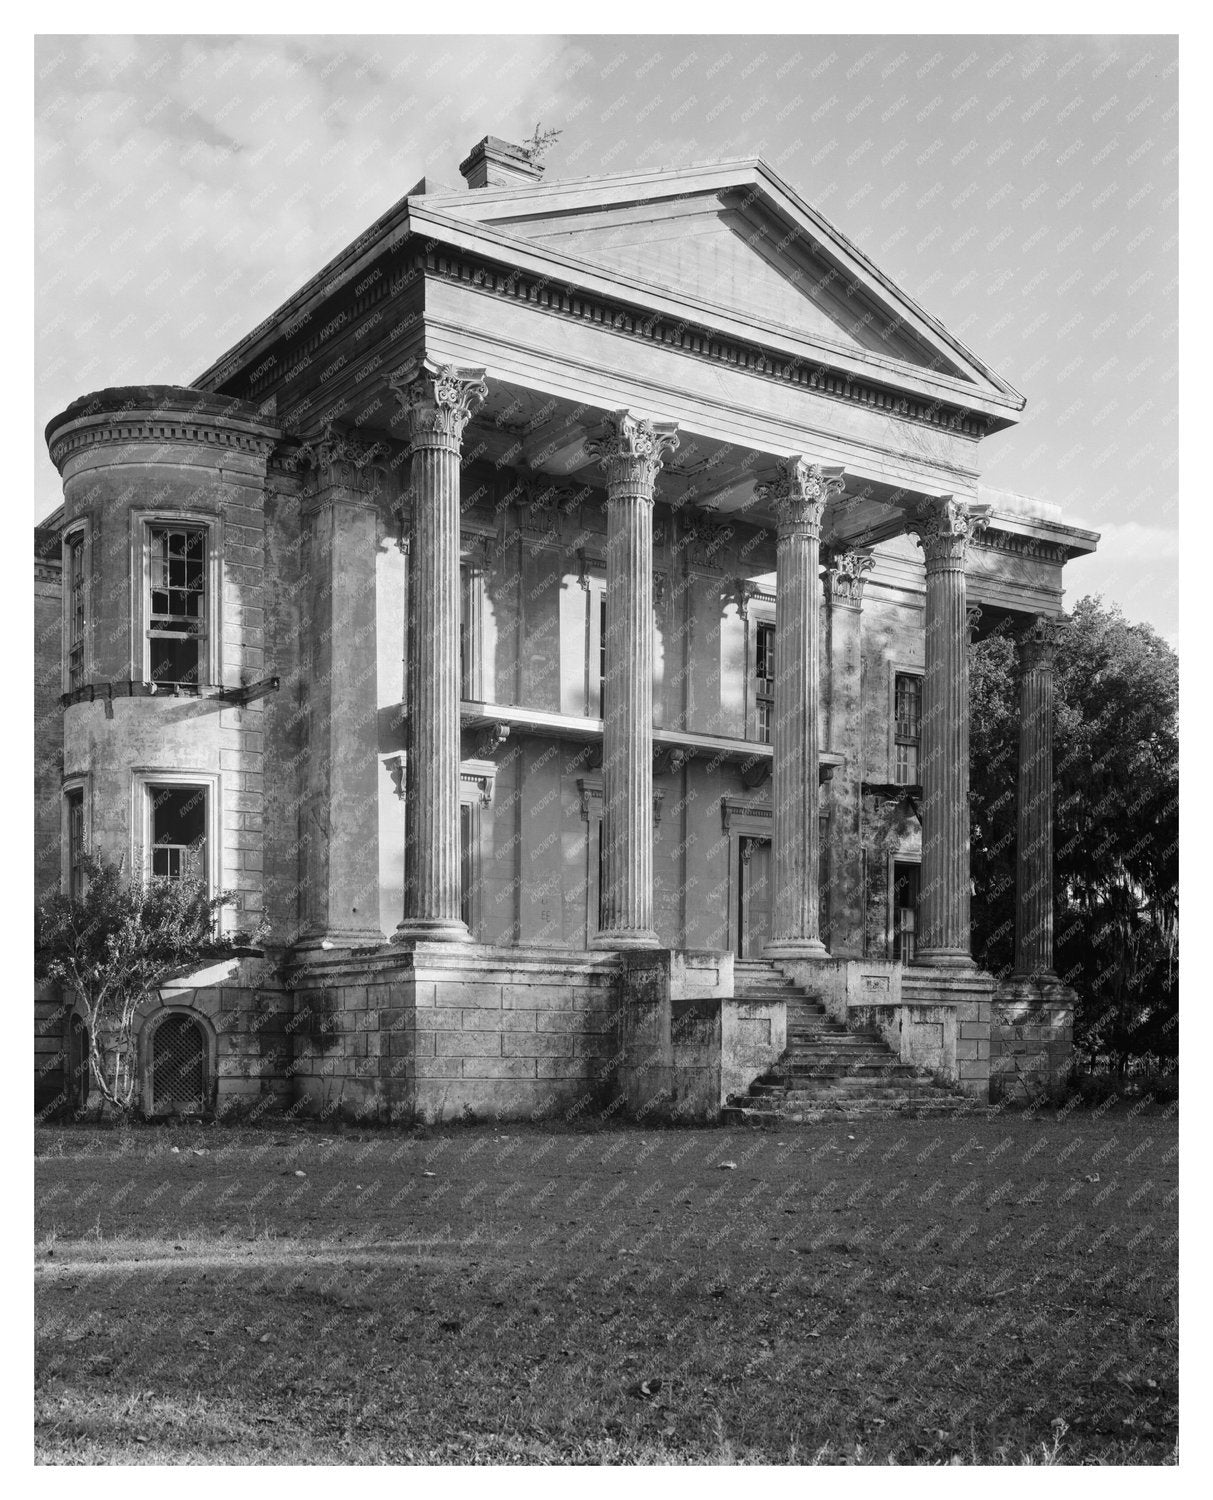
[34,1111,1178,1464]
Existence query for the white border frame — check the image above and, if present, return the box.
[129,509,224,687]
[131,767,222,901]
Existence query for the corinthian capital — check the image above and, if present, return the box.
[822,546,875,606]
[757,456,846,537]
[297,423,388,497]
[586,409,679,497]
[1021,614,1060,670]
[389,358,488,452]
[907,495,991,566]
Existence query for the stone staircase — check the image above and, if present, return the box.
[722,959,978,1124]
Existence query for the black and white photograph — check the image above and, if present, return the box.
[29,16,1183,1470]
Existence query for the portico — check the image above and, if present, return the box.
[38,137,1099,1120]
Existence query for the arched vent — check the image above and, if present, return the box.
[151,1014,209,1112]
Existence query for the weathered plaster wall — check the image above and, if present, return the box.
[51,400,276,940]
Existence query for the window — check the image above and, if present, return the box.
[459,562,482,700]
[148,525,207,686]
[66,787,85,899]
[66,533,86,692]
[148,783,208,883]
[599,594,608,718]
[460,802,473,932]
[894,673,922,785]
[755,622,775,743]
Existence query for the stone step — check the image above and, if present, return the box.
[722,1098,979,1125]
[734,1094,965,1114]
[782,1066,922,1081]
[779,1038,887,1050]
[748,1080,940,1100]
[784,1049,903,1065]
[726,960,974,1126]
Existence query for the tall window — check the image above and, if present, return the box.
[894,673,922,785]
[148,525,207,687]
[149,784,208,883]
[66,787,85,899]
[66,533,86,692]
[459,563,483,700]
[755,622,775,743]
[460,802,474,932]
[599,594,608,718]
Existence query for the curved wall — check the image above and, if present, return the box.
[46,387,282,937]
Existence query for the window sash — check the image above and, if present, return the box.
[754,622,775,743]
[66,790,85,900]
[894,742,919,785]
[599,594,607,717]
[147,525,208,685]
[894,674,922,742]
[148,784,208,885]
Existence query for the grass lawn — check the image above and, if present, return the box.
[34,1107,1177,1465]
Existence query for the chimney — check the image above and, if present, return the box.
[459,136,545,190]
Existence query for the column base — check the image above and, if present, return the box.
[292,928,388,957]
[914,949,976,970]
[590,928,660,950]
[1010,969,1060,985]
[762,937,829,960]
[392,918,472,944]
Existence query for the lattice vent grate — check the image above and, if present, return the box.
[151,1015,207,1110]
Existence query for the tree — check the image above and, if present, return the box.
[969,596,1178,1073]
[35,855,252,1113]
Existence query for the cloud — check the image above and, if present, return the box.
[35,35,584,518]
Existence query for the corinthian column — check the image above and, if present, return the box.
[587,410,678,949]
[1014,615,1059,979]
[821,547,874,958]
[760,457,846,959]
[389,359,488,942]
[907,496,989,967]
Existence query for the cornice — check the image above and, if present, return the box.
[975,527,1072,567]
[46,394,280,474]
[201,226,1000,447]
[422,243,998,440]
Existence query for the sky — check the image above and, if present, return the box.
[34,32,1179,642]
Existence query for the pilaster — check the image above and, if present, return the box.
[295,427,387,949]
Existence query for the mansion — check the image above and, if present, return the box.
[34,135,1097,1121]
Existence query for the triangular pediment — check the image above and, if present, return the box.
[482,189,959,372]
[422,161,1021,402]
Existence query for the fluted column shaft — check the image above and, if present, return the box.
[762,458,845,959]
[390,360,488,942]
[822,548,874,957]
[588,411,678,949]
[909,497,989,967]
[1014,617,1058,978]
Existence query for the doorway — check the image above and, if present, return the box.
[738,836,772,957]
[892,861,920,963]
